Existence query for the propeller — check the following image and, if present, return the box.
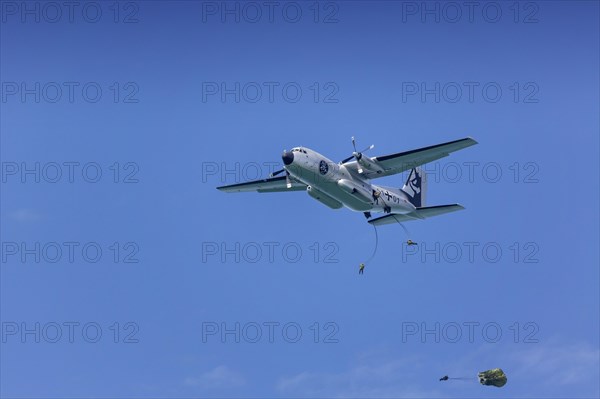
[341,136,374,173]
[270,149,292,188]
[269,169,292,187]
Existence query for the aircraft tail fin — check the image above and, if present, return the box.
[401,167,427,207]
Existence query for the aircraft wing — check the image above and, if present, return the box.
[217,175,307,193]
[344,137,477,179]
[368,204,465,226]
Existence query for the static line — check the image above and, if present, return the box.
[364,223,379,265]
[391,214,411,238]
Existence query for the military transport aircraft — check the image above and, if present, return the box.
[217,137,477,226]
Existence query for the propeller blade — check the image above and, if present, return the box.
[340,155,354,164]
[286,172,292,188]
[360,144,375,153]
[270,168,285,177]
[351,136,358,153]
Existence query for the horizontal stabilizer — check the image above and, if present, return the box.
[368,204,465,226]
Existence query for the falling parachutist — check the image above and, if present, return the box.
[358,263,365,274]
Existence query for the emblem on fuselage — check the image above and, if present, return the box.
[319,160,329,175]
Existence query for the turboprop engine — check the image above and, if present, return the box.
[354,153,385,174]
[340,136,384,174]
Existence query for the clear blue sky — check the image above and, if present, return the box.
[1,1,598,398]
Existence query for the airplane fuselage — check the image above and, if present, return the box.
[283,146,415,214]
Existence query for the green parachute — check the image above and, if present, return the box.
[478,368,507,387]
[439,368,507,388]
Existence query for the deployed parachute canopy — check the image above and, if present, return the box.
[440,369,507,388]
[478,368,507,388]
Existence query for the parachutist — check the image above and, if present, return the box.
[359,263,365,274]
[407,239,417,246]
[372,190,381,203]
[439,375,449,381]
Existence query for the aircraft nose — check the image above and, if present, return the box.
[282,150,294,165]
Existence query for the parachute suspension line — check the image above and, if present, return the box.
[377,192,411,240]
[365,223,379,265]
[441,376,477,383]
[391,214,411,238]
